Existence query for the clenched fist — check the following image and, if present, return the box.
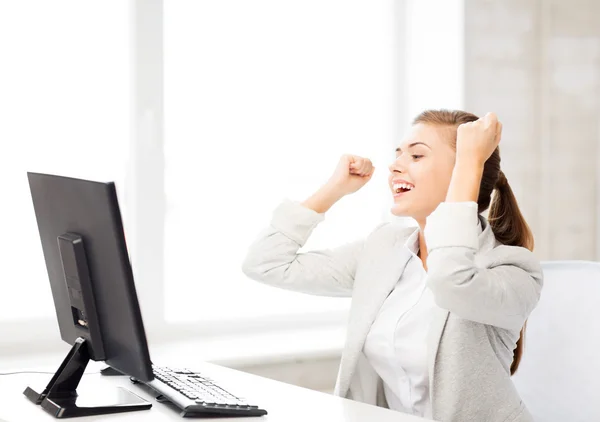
[326,154,375,197]
[456,112,502,166]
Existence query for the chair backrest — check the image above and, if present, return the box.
[512,261,600,422]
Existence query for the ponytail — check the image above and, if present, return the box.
[488,170,534,375]
[488,170,534,251]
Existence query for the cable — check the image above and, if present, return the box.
[0,371,101,376]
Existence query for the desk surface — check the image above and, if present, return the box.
[0,360,430,422]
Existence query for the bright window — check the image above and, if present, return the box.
[163,0,399,322]
[0,0,464,348]
[0,1,129,321]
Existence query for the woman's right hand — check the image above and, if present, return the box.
[326,154,375,197]
[302,155,375,214]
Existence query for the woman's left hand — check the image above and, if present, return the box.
[456,112,502,167]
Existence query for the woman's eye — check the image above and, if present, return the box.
[411,155,423,160]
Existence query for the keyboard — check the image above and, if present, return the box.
[136,366,268,417]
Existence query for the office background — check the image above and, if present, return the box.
[1,0,598,393]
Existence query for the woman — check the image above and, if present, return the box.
[242,110,543,422]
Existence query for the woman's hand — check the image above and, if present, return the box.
[456,112,502,167]
[444,113,502,204]
[302,154,375,213]
[327,154,375,196]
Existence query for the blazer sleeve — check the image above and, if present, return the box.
[242,199,376,297]
[424,202,543,331]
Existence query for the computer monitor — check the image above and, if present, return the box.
[25,172,154,418]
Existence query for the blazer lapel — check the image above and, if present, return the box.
[336,237,414,396]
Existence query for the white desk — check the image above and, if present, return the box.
[0,360,430,422]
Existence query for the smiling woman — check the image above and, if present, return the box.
[242,109,542,421]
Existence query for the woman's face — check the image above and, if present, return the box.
[388,123,457,222]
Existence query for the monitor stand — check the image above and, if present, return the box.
[23,337,151,418]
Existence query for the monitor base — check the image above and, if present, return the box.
[24,337,151,418]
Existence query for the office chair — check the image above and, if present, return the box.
[512,261,600,422]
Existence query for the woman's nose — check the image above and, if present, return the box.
[389,160,403,174]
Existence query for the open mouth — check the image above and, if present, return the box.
[392,182,414,194]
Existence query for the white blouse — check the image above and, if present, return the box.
[362,226,436,418]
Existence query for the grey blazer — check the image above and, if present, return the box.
[242,200,543,422]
